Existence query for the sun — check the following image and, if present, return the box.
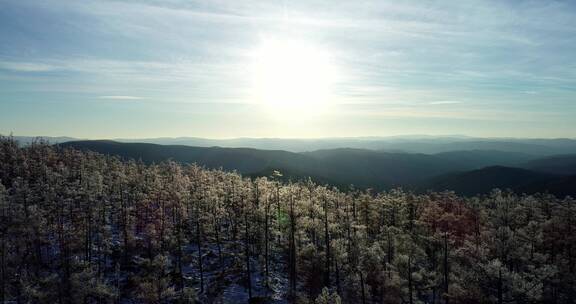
[251,38,336,115]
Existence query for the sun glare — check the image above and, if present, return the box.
[251,38,337,115]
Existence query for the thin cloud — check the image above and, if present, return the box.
[428,100,463,105]
[98,95,144,100]
[0,61,56,72]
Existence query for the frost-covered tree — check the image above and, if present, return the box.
[0,136,573,303]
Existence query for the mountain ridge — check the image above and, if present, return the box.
[9,135,576,155]
[58,140,576,195]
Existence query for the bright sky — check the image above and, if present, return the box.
[0,0,575,138]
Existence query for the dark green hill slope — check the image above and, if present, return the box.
[59,140,316,174]
[59,140,574,195]
[421,166,559,196]
[59,141,473,189]
[521,154,576,175]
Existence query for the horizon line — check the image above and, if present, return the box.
[3,133,576,141]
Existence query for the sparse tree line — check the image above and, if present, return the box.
[0,136,575,303]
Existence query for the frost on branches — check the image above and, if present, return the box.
[0,136,574,303]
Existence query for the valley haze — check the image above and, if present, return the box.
[11,134,576,154]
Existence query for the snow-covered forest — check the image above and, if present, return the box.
[1,136,575,304]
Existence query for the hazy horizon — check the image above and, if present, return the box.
[5,133,576,141]
[1,1,576,138]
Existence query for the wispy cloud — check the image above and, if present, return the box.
[0,61,56,72]
[1,0,576,137]
[98,95,144,100]
[428,101,463,105]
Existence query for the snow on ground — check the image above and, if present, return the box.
[182,241,289,303]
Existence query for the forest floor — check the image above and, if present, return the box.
[182,241,289,303]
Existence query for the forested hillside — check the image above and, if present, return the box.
[423,166,555,196]
[60,140,576,196]
[522,155,576,175]
[18,136,576,155]
[1,137,575,303]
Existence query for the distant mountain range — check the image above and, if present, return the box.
[57,140,576,197]
[10,135,576,155]
[11,136,78,145]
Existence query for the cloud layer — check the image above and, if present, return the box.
[1,0,575,138]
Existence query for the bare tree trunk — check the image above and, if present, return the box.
[324,197,330,288]
[335,258,341,296]
[1,229,5,304]
[120,187,129,268]
[444,232,449,304]
[176,205,184,291]
[387,230,394,265]
[214,216,223,268]
[196,218,204,294]
[289,193,297,301]
[159,194,165,252]
[498,267,503,304]
[244,202,252,300]
[264,198,270,288]
[85,204,92,263]
[0,195,6,304]
[408,255,413,304]
[276,183,281,248]
[359,271,366,304]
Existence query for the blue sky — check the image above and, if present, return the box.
[0,0,575,138]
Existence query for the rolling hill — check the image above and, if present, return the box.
[58,140,315,174]
[13,135,576,155]
[61,141,458,189]
[113,137,576,155]
[58,140,576,196]
[421,166,555,196]
[518,175,576,197]
[422,166,576,197]
[521,154,576,175]
[60,141,529,189]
